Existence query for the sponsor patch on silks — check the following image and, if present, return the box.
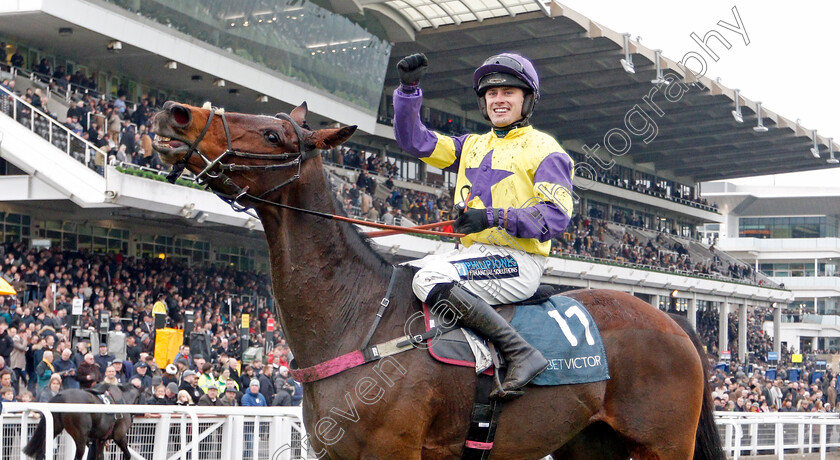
[451,255,519,280]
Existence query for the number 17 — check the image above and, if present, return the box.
[548,306,595,347]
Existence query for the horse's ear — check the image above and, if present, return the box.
[305,125,357,150]
[289,102,308,126]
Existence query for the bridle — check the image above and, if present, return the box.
[162,105,463,238]
[165,106,320,219]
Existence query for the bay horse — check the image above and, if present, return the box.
[151,101,723,460]
[23,384,141,460]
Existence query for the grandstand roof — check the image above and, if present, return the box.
[4,2,837,183]
[378,3,839,182]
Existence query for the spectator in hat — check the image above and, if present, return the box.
[241,379,266,407]
[163,363,178,387]
[220,385,239,406]
[164,382,179,405]
[134,361,152,388]
[74,352,100,389]
[111,360,128,384]
[94,343,113,372]
[198,383,223,406]
[272,366,296,406]
[179,369,203,404]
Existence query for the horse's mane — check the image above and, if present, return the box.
[326,171,391,271]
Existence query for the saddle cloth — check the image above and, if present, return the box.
[424,293,610,386]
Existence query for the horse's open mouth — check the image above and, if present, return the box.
[152,135,190,156]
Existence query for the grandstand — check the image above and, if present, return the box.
[0,0,805,365]
[0,0,837,456]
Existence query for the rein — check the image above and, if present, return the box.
[165,105,464,238]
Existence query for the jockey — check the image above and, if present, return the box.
[393,53,574,399]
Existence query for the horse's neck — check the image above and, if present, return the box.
[258,168,391,368]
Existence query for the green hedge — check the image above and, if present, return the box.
[115,166,205,190]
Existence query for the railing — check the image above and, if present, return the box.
[716,412,840,460]
[1,402,316,460]
[3,63,104,106]
[2,405,838,459]
[0,84,106,176]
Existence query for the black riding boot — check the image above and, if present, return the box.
[429,283,548,400]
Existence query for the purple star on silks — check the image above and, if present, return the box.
[464,150,512,208]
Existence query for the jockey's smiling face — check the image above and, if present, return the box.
[485,86,525,128]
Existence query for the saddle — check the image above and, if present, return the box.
[422,284,558,373]
[85,385,124,420]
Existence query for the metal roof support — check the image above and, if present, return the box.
[828,138,838,164]
[650,49,667,85]
[533,0,550,16]
[753,101,768,133]
[401,0,437,28]
[428,0,462,25]
[810,130,821,158]
[497,0,515,18]
[731,89,743,123]
[620,33,635,74]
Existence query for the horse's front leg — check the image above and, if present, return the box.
[114,435,132,460]
[93,440,107,460]
[84,441,96,460]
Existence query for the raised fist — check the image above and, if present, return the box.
[397,53,429,88]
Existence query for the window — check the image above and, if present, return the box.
[0,212,31,243]
[739,216,830,239]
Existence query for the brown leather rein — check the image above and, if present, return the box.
[163,105,464,239]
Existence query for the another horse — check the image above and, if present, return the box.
[23,384,141,460]
[151,101,723,459]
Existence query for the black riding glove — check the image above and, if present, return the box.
[454,208,491,235]
[397,53,429,93]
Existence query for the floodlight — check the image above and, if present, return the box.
[165,61,177,70]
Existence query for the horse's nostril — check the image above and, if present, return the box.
[171,105,191,126]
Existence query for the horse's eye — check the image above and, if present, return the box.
[264,131,281,145]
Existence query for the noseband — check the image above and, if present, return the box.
[165,106,319,216]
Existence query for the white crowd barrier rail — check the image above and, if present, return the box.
[4,405,839,459]
[0,402,317,460]
[715,411,840,459]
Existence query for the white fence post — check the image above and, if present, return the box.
[153,414,171,460]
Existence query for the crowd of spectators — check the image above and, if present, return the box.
[1,61,169,176]
[551,213,762,285]
[0,242,303,408]
[328,145,401,179]
[593,169,718,212]
[692,305,840,413]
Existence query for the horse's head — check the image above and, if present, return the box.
[151,101,356,203]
